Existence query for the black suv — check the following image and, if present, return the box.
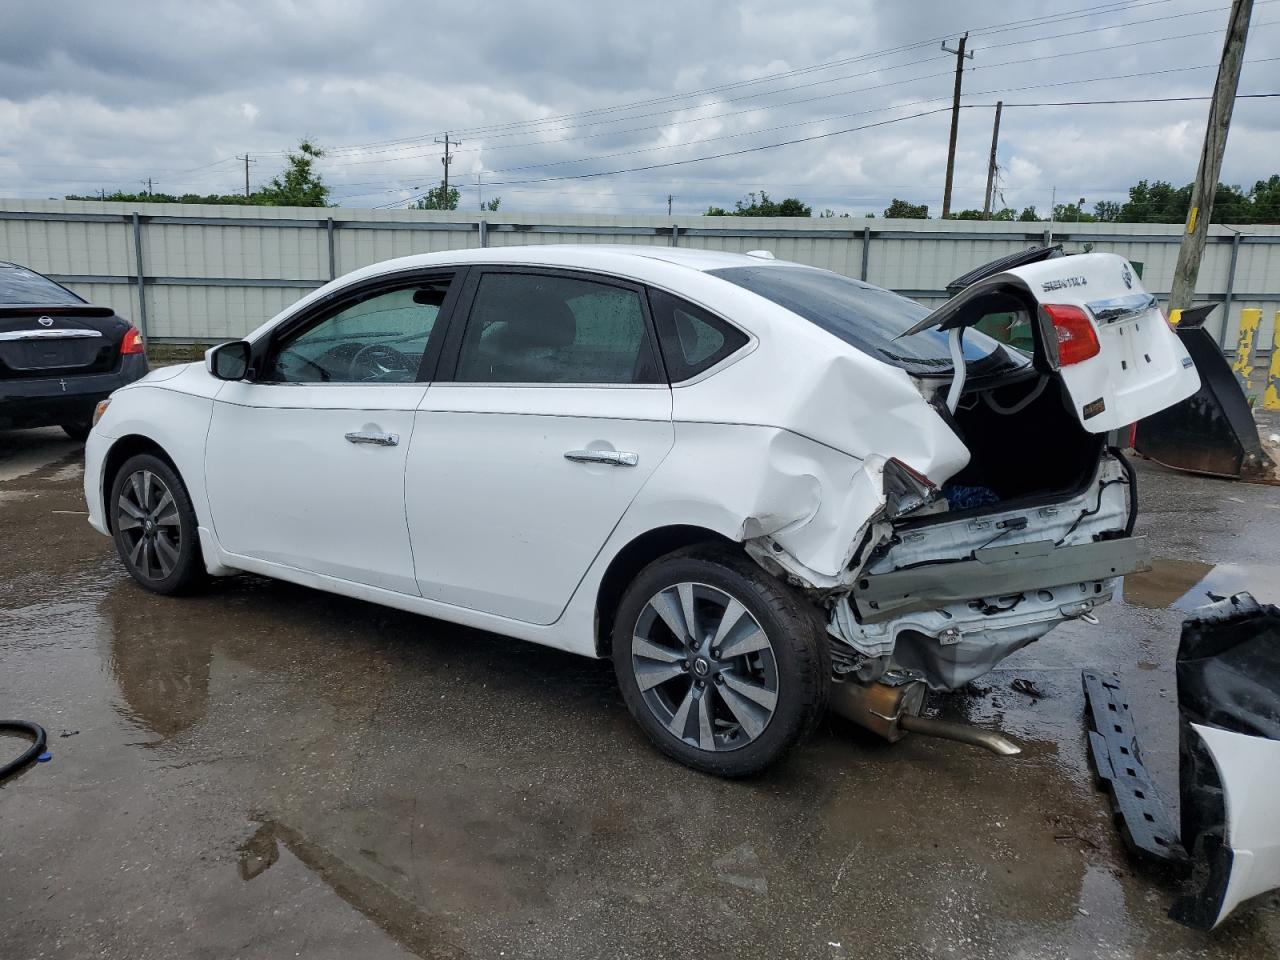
[0,261,148,439]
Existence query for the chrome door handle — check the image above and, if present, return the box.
[345,430,399,446]
[564,449,639,467]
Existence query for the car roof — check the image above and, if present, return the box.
[334,244,806,282]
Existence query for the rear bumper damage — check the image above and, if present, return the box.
[757,452,1143,692]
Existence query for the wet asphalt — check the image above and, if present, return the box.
[1,425,1278,960]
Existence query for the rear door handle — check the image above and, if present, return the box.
[345,430,399,447]
[564,449,639,467]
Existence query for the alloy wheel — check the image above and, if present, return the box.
[631,582,779,752]
[116,469,182,580]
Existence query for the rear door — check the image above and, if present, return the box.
[405,267,674,625]
[905,252,1200,433]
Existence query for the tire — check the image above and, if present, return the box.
[612,545,829,777]
[61,421,92,442]
[109,453,205,595]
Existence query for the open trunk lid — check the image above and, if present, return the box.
[0,305,125,379]
[902,252,1200,433]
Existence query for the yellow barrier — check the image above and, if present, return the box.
[1232,307,1262,380]
[1264,310,1280,411]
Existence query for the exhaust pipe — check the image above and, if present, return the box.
[830,679,1021,756]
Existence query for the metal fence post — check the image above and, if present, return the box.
[1221,229,1242,347]
[130,212,148,338]
[478,219,488,248]
[326,217,336,280]
[860,225,871,281]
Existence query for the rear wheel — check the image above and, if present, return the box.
[61,421,91,441]
[109,453,204,595]
[612,546,829,777]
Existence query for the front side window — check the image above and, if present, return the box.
[455,272,660,384]
[265,277,452,383]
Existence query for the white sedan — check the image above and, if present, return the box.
[84,245,1198,775]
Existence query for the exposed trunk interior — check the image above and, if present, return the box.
[931,373,1104,515]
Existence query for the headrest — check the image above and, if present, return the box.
[483,287,576,349]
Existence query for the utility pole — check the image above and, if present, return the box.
[667,193,673,216]
[236,155,250,197]
[982,100,1002,219]
[477,170,483,210]
[1170,0,1253,312]
[435,132,460,205]
[940,32,973,219]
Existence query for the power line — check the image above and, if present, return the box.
[309,15,1280,174]
[266,0,1213,159]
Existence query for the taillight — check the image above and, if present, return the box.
[120,326,145,355]
[1044,304,1100,366]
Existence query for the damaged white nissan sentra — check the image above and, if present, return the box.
[84,245,1198,775]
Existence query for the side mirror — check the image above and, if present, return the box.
[206,340,253,381]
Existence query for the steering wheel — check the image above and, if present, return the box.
[349,343,414,381]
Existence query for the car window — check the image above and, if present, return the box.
[265,278,452,383]
[649,288,748,382]
[454,272,661,384]
[0,263,85,305]
[707,264,1025,378]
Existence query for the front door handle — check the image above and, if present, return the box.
[564,449,639,467]
[345,430,399,447]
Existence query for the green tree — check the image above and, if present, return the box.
[256,140,330,207]
[67,140,332,207]
[1093,200,1121,222]
[414,183,461,210]
[883,198,928,218]
[1018,205,1041,222]
[1053,202,1096,223]
[705,191,812,217]
[482,197,501,212]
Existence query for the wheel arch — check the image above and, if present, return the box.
[593,524,736,657]
[101,434,181,533]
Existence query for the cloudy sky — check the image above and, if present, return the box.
[2,0,1278,216]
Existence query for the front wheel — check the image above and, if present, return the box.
[612,546,829,777]
[109,453,204,595]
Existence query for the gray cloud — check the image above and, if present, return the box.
[2,0,1277,216]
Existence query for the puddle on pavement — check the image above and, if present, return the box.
[1123,558,1280,611]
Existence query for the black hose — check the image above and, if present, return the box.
[0,720,47,782]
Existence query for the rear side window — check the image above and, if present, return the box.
[455,272,661,384]
[648,288,748,382]
[0,264,84,305]
[707,264,1014,376]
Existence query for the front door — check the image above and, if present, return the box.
[406,268,674,624]
[205,273,458,595]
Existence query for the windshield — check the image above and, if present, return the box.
[707,264,1026,377]
[0,263,85,305]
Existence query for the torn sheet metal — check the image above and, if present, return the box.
[1171,593,1280,930]
[1082,670,1187,867]
[826,456,1136,690]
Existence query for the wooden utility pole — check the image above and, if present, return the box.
[236,155,250,197]
[1170,0,1253,312]
[982,101,1003,219]
[667,193,673,215]
[940,33,973,219]
[435,133,460,203]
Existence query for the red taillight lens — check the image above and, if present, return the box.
[120,326,145,355]
[1044,304,1100,366]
